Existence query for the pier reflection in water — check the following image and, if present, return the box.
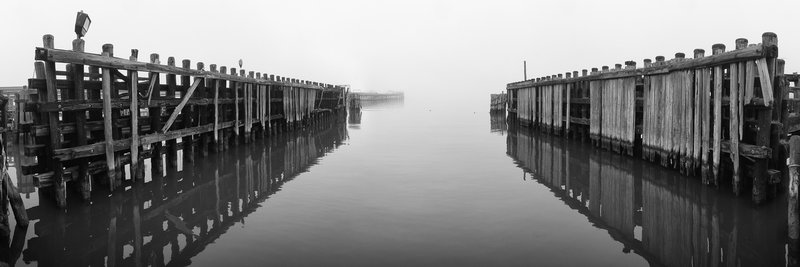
[7,115,347,267]
[507,127,792,267]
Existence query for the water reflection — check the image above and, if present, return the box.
[12,115,348,267]
[506,127,791,267]
[489,111,507,135]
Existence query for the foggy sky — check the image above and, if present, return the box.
[3,0,799,110]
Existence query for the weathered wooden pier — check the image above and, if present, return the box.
[507,32,800,206]
[490,93,507,111]
[3,34,347,211]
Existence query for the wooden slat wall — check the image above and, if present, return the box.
[505,33,789,204]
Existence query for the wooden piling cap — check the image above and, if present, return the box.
[210,64,217,72]
[43,34,55,48]
[149,53,160,64]
[130,49,138,61]
[655,56,665,62]
[762,32,777,44]
[248,71,254,77]
[197,62,205,71]
[220,66,227,73]
[182,59,191,69]
[643,58,652,64]
[572,71,579,77]
[613,64,622,70]
[557,74,563,78]
[72,38,85,52]
[241,70,247,76]
[602,66,609,71]
[565,72,571,78]
[693,49,705,58]
[735,38,748,49]
[168,57,175,66]
[674,52,685,59]
[535,78,540,82]
[102,44,114,56]
[256,72,261,79]
[591,67,598,73]
[712,44,725,54]
[230,68,237,75]
[270,74,275,80]
[582,69,588,76]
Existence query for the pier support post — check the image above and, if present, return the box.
[789,136,799,241]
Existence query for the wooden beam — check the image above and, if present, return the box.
[34,47,324,90]
[161,78,201,133]
[507,44,768,89]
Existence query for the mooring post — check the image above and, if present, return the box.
[149,53,163,171]
[730,51,741,194]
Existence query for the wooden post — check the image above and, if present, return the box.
[181,59,194,163]
[220,66,228,151]
[149,53,163,168]
[752,33,778,204]
[711,43,725,186]
[730,61,741,194]
[693,49,704,175]
[211,64,220,151]
[789,136,799,241]
[232,68,239,139]
[129,49,141,181]
[101,43,117,191]
[166,57,178,168]
[71,38,91,200]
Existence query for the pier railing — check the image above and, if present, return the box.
[18,34,346,208]
[506,32,794,204]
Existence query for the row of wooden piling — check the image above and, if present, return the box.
[506,32,791,204]
[6,114,347,266]
[18,34,347,208]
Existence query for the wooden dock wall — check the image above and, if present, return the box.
[16,34,347,208]
[489,93,507,111]
[507,32,797,204]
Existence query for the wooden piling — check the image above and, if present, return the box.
[790,136,800,240]
[129,49,141,181]
[711,43,725,186]
[101,43,117,192]
[71,38,91,200]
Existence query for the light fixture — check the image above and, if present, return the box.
[75,11,91,38]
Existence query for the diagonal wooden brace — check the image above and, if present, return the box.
[161,77,202,133]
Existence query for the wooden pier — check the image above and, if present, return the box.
[8,34,347,210]
[507,32,799,205]
[490,93,507,111]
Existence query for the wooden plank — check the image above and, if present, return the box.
[101,44,117,191]
[756,57,774,106]
[730,63,741,194]
[745,60,755,104]
[161,78,202,132]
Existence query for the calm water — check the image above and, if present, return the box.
[2,98,794,266]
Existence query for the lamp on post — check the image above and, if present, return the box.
[74,11,91,38]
